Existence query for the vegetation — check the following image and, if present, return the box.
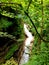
[1,57,18,65]
[0,0,24,64]
[0,0,49,65]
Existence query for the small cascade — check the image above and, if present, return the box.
[19,24,34,65]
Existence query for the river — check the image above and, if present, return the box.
[19,24,34,65]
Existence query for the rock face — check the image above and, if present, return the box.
[0,12,24,64]
[0,35,17,63]
[0,34,25,64]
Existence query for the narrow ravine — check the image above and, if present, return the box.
[19,24,34,65]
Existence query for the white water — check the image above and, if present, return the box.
[19,24,34,65]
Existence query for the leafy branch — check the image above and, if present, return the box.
[26,0,32,11]
[17,3,49,43]
[0,2,49,42]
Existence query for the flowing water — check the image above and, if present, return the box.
[19,24,34,65]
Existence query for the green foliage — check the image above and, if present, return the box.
[24,42,49,65]
[12,19,24,39]
[0,5,24,39]
[0,2,25,62]
[4,44,18,60]
[0,18,12,30]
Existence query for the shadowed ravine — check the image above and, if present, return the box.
[19,24,34,65]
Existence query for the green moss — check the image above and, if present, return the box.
[1,57,18,65]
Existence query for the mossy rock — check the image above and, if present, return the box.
[1,57,18,65]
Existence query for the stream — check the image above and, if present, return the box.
[19,24,34,65]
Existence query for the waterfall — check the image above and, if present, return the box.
[19,23,34,65]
